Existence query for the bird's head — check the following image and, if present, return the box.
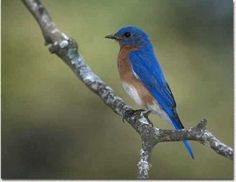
[105,26,151,48]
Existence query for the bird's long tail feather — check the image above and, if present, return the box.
[170,115,194,159]
[183,140,194,159]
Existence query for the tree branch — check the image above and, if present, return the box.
[22,0,233,179]
[137,142,152,179]
[156,119,233,160]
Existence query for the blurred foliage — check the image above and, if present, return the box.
[2,0,233,179]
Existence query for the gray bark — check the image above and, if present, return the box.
[22,0,233,179]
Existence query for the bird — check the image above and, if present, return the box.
[105,26,194,159]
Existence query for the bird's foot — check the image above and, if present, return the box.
[123,109,153,127]
[123,109,145,120]
[143,110,152,118]
[143,110,153,127]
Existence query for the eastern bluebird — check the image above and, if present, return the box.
[106,26,194,159]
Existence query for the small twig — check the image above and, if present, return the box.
[22,0,233,178]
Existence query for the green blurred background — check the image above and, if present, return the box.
[2,0,233,179]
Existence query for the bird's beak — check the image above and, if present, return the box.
[105,34,121,40]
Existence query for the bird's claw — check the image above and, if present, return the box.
[143,110,153,127]
[123,109,145,121]
[122,109,153,127]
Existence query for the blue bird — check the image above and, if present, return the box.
[105,26,194,159]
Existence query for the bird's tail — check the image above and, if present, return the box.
[169,113,194,159]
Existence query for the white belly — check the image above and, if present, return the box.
[122,82,143,106]
[122,81,172,124]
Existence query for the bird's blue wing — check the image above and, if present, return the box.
[129,49,194,159]
[129,49,176,118]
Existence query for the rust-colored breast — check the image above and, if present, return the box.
[118,45,154,105]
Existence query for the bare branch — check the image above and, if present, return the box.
[156,119,233,160]
[22,0,233,178]
[137,142,152,179]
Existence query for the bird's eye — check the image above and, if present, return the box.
[123,32,131,38]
